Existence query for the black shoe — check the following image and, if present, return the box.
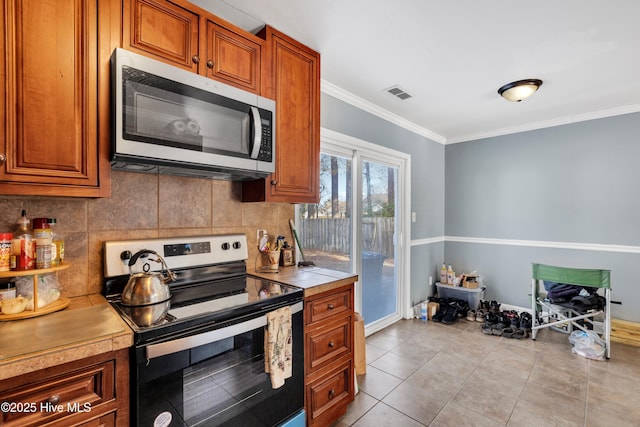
[484,312,498,326]
[497,312,510,329]
[432,304,448,322]
[441,306,460,325]
[490,300,501,314]
[519,312,532,331]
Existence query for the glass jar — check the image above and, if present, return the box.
[0,233,12,272]
[48,218,64,266]
[0,280,16,301]
[12,210,35,270]
[32,217,52,269]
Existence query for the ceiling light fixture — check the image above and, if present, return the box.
[498,79,543,102]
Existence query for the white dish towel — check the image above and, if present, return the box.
[264,306,293,388]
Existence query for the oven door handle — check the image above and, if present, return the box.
[145,301,303,360]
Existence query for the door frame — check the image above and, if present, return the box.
[319,128,411,336]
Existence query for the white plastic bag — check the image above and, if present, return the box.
[568,330,605,361]
[15,273,61,310]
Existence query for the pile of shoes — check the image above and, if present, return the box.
[478,300,532,339]
[431,297,470,325]
[467,299,498,323]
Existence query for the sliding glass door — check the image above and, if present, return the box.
[360,159,399,324]
[297,130,409,334]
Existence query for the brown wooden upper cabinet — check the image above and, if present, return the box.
[124,0,262,94]
[242,26,321,203]
[205,21,262,93]
[0,0,115,197]
[123,0,200,73]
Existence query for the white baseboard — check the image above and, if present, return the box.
[499,303,532,315]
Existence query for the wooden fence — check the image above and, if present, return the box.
[298,218,395,258]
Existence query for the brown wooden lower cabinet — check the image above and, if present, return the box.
[0,349,129,426]
[305,357,353,426]
[304,284,355,426]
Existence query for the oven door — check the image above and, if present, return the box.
[133,302,303,427]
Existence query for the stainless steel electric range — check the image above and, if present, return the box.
[103,234,304,427]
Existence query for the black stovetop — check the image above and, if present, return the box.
[106,271,302,346]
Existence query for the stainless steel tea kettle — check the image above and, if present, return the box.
[121,249,176,306]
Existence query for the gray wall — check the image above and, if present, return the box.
[321,93,445,305]
[445,112,640,321]
[321,94,639,321]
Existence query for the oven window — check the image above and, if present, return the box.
[135,311,303,427]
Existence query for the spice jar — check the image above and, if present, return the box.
[12,210,35,270]
[32,217,52,269]
[0,280,16,301]
[0,233,12,272]
[48,218,64,266]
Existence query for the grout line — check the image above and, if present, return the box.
[583,360,591,427]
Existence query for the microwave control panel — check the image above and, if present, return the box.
[257,118,272,162]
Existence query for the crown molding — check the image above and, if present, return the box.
[321,80,447,144]
[446,104,640,144]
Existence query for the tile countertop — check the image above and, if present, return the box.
[0,295,133,381]
[249,265,358,297]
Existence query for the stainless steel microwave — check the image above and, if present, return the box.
[111,48,275,180]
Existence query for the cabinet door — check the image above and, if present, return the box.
[124,0,200,72]
[270,30,320,203]
[0,361,114,426]
[0,349,129,427]
[305,359,353,427]
[242,26,320,203]
[306,288,352,325]
[205,21,261,93]
[0,0,112,197]
[306,316,352,373]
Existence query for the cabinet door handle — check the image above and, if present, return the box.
[47,395,60,405]
[327,303,334,310]
[207,59,214,68]
[0,153,6,163]
[328,389,335,399]
[270,180,278,185]
[192,55,200,64]
[328,341,335,348]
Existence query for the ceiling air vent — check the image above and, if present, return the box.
[385,85,412,100]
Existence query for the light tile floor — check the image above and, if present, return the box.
[331,318,640,427]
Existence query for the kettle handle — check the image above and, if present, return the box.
[128,249,176,283]
[128,249,158,267]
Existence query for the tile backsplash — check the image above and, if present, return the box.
[0,171,295,297]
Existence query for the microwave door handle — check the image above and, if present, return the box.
[249,106,262,159]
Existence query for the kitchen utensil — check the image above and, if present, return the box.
[289,219,314,266]
[121,249,176,306]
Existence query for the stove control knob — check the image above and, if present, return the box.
[120,250,132,261]
[221,242,230,250]
[233,241,242,249]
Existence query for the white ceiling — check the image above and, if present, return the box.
[192,0,640,143]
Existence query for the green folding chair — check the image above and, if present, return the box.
[531,263,611,358]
